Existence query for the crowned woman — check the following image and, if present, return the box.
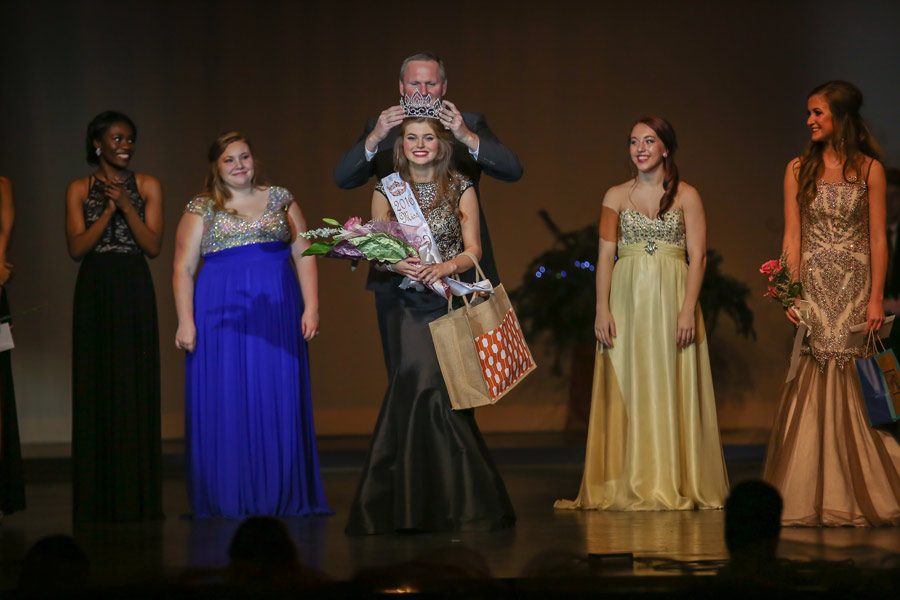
[345,94,516,535]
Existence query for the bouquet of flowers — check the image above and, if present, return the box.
[759,254,802,309]
[299,217,418,266]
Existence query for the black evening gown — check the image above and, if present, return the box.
[346,178,516,535]
[71,175,162,522]
[0,288,25,515]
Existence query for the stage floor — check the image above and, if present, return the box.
[1,434,898,591]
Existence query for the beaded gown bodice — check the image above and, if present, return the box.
[617,208,686,249]
[84,174,145,254]
[185,187,294,256]
[375,177,474,261]
[800,180,870,366]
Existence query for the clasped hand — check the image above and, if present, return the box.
[392,257,454,286]
[102,180,133,215]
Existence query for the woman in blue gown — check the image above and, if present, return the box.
[173,131,329,518]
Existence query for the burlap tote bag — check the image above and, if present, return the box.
[429,255,536,409]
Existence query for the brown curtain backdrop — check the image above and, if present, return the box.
[1,0,898,443]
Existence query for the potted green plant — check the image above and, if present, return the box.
[509,210,755,428]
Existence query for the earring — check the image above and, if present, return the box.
[663,152,668,158]
[95,147,101,156]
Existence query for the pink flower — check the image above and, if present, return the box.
[759,259,781,276]
[764,285,778,299]
[343,216,364,232]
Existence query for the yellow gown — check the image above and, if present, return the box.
[763,179,900,526]
[555,208,729,511]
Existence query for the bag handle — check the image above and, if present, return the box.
[874,333,887,354]
[864,330,875,356]
[443,251,488,313]
[458,251,488,282]
[863,329,888,357]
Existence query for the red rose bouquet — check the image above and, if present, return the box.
[760,254,802,309]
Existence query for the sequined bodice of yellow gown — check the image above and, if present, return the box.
[555,208,729,511]
[764,178,900,526]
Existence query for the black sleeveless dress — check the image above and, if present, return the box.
[0,287,25,516]
[72,174,162,522]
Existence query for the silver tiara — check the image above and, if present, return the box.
[400,91,443,119]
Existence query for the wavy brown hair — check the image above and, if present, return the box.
[201,131,268,213]
[797,81,882,203]
[630,116,680,218]
[393,118,462,213]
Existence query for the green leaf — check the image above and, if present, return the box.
[348,232,417,262]
[322,218,342,227]
[301,241,336,256]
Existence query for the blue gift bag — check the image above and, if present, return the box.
[855,348,900,427]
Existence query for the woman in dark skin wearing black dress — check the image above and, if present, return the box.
[64,111,164,522]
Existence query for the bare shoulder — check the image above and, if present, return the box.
[674,181,702,209]
[602,180,632,211]
[786,157,801,177]
[66,176,90,197]
[135,172,161,192]
[864,157,884,183]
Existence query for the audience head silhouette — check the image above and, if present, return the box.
[725,479,783,558]
[228,516,299,568]
[18,535,90,596]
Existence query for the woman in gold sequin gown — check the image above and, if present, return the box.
[764,81,900,526]
[555,117,729,512]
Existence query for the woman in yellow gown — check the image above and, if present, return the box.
[555,117,729,511]
[764,81,900,526]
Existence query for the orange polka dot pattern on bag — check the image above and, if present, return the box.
[475,308,536,400]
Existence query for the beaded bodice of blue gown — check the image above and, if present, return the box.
[764,177,900,526]
[345,175,516,534]
[555,207,729,511]
[185,186,330,518]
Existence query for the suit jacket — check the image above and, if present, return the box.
[333,112,523,292]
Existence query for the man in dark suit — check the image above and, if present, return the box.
[333,51,523,371]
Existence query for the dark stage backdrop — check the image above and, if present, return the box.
[1,0,898,445]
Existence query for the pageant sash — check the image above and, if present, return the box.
[380,173,492,298]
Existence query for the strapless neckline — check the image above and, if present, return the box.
[621,207,683,221]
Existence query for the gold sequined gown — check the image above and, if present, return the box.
[555,208,729,511]
[763,179,900,526]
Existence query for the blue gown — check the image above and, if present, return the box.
[184,187,329,518]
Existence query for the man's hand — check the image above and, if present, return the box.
[366,105,405,152]
[439,100,479,151]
